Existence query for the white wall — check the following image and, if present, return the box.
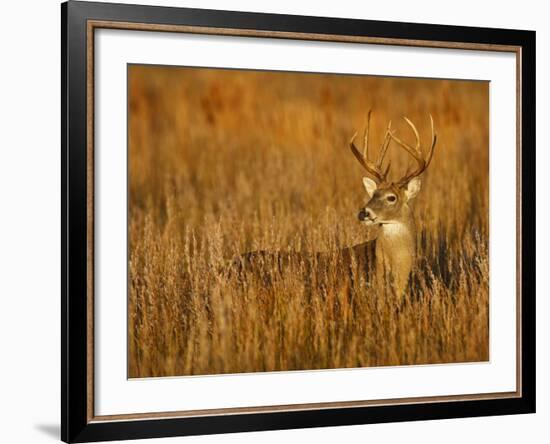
[0,0,546,443]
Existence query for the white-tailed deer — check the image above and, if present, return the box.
[230,111,437,299]
[348,111,437,297]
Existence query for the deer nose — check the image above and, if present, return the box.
[358,209,373,221]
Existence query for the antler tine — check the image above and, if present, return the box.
[383,160,391,180]
[403,117,420,152]
[391,114,437,185]
[349,110,392,184]
[350,134,385,183]
[390,118,421,160]
[377,121,393,169]
[363,110,372,160]
[426,113,437,166]
[350,132,368,170]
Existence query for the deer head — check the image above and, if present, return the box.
[350,111,437,228]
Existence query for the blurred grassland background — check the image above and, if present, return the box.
[128,65,489,378]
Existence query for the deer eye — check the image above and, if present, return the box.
[386,194,397,203]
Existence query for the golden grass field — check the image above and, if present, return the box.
[128,65,489,378]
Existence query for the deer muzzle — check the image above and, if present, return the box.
[358,208,377,225]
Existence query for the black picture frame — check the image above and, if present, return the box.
[62,1,536,442]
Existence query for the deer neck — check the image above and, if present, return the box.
[375,207,416,295]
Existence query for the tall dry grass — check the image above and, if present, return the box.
[128,65,489,378]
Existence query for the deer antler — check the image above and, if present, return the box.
[349,110,393,184]
[389,114,437,185]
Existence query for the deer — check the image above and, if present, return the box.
[228,111,437,300]
[346,111,437,298]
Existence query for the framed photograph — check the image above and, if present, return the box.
[61,1,535,442]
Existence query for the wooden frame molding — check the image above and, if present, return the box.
[86,19,523,423]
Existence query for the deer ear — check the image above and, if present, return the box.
[362,177,377,198]
[404,177,421,201]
